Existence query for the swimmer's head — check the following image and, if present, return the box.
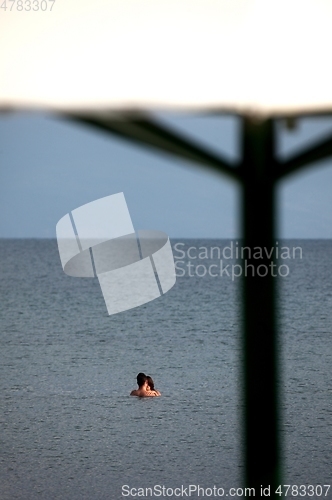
[137,372,147,388]
[146,375,155,391]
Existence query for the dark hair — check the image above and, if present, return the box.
[137,372,147,388]
[146,375,155,391]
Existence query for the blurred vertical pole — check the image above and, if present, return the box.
[241,117,280,496]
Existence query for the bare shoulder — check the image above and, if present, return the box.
[130,389,161,397]
[146,390,161,397]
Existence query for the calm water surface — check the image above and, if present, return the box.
[0,239,331,499]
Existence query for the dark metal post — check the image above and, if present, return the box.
[241,117,280,496]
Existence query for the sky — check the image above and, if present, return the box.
[0,111,332,239]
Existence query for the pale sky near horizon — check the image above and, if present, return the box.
[0,111,332,239]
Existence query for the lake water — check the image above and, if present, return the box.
[0,239,331,499]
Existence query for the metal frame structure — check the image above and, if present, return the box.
[66,111,332,496]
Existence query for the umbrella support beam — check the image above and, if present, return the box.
[241,118,280,496]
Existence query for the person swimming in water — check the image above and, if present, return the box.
[130,372,161,397]
[146,375,161,396]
